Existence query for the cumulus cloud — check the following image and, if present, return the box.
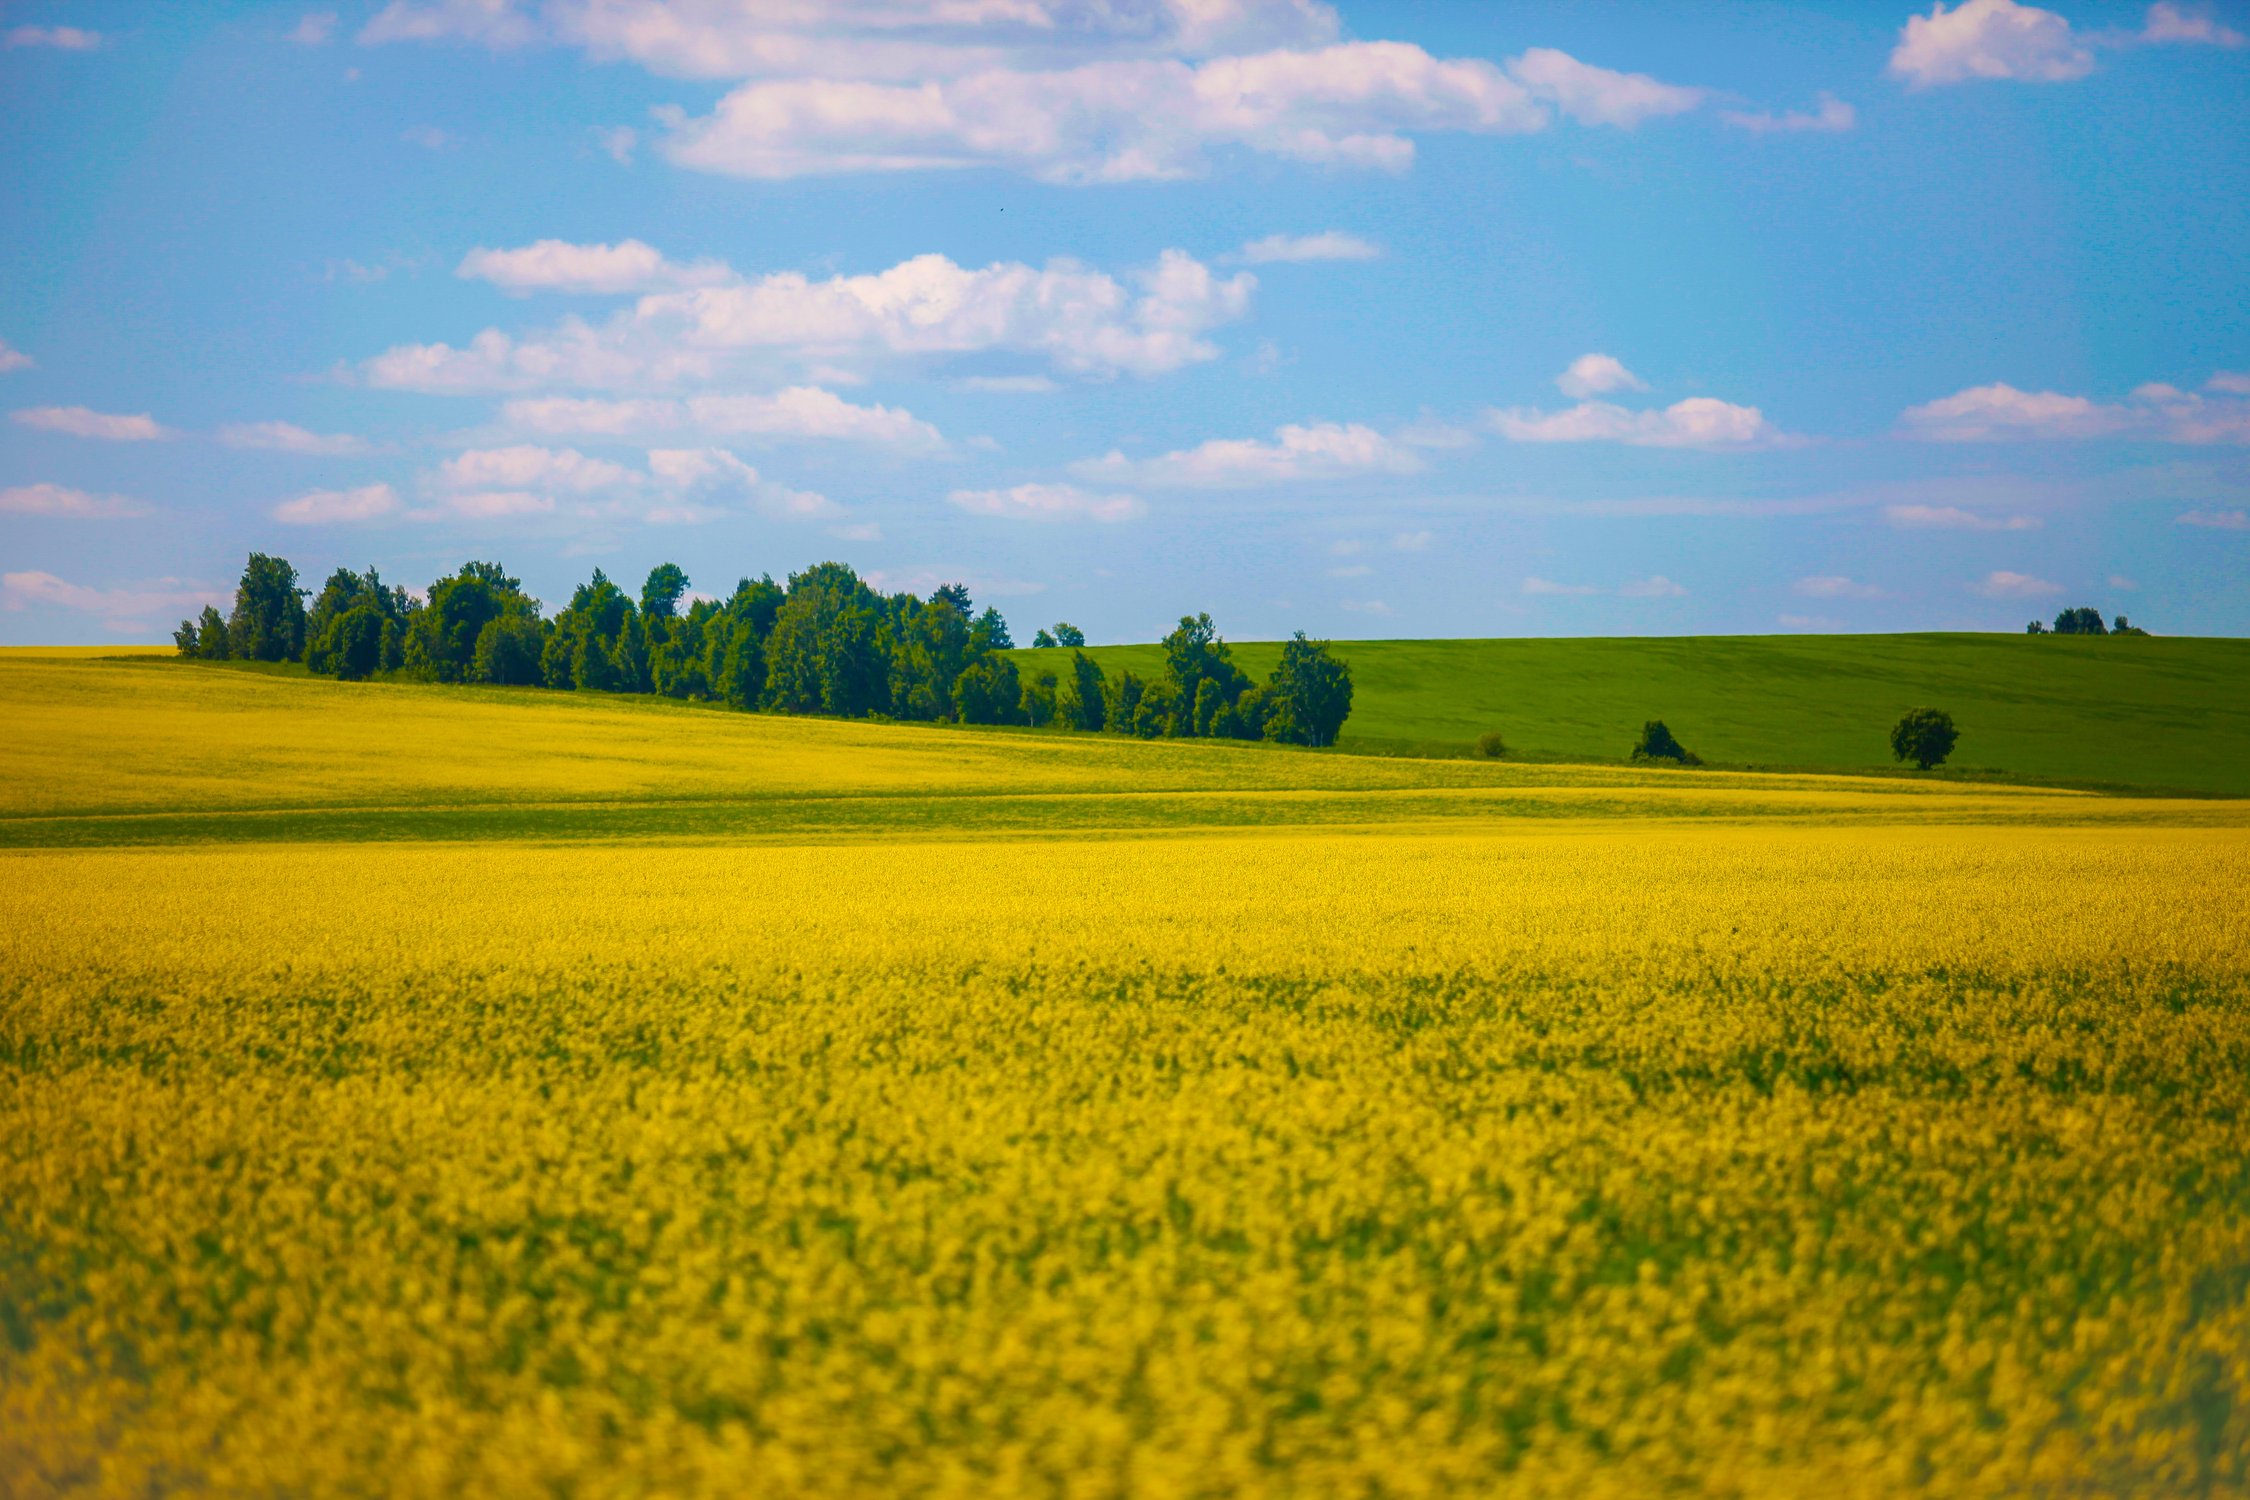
[4,25,101,50]
[273,483,403,525]
[1888,0,2093,87]
[1900,378,2250,443]
[1883,503,2040,530]
[1555,353,1646,399]
[1794,575,1884,600]
[0,482,149,519]
[11,406,173,441]
[1490,396,1780,448]
[1620,575,1687,598]
[367,248,1253,389]
[458,238,735,294]
[0,338,32,373]
[1071,420,1420,487]
[1,571,228,631]
[2177,508,2248,529]
[1978,569,2063,598]
[1721,92,1855,133]
[1235,231,1381,264]
[502,386,944,449]
[220,421,374,456]
[948,482,1145,522]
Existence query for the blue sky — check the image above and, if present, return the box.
[2,0,2246,644]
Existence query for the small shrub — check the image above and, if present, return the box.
[1890,707,1958,771]
[1630,720,1700,766]
[1475,730,1508,759]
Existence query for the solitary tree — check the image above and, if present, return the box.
[1263,632,1353,747]
[1630,720,1700,765]
[1051,622,1086,647]
[1890,707,1959,771]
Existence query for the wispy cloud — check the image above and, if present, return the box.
[11,406,173,441]
[0,338,33,374]
[1721,93,1855,133]
[0,483,149,519]
[4,25,101,50]
[1073,421,1421,487]
[1883,504,2040,530]
[1,571,226,632]
[220,421,374,456]
[947,483,1144,523]
[1234,231,1381,265]
[1978,569,2063,598]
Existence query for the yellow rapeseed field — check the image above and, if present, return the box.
[2,656,2247,1497]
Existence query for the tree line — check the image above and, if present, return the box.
[174,552,1355,747]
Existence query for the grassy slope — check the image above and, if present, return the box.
[1014,633,2250,795]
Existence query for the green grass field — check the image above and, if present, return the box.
[1014,633,2250,795]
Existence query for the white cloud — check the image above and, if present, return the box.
[830,520,883,542]
[406,443,838,525]
[293,12,339,45]
[2206,371,2250,395]
[0,338,32,373]
[1978,569,2063,598]
[598,126,639,163]
[502,386,944,449]
[458,238,734,295]
[366,249,1253,388]
[402,125,456,149]
[948,483,1145,523]
[1888,0,2093,87]
[1900,379,2250,443]
[1235,231,1381,264]
[954,374,1056,394]
[1490,396,1780,448]
[1,571,228,632]
[1794,575,1884,600]
[361,0,1344,77]
[1391,530,1432,551]
[273,482,402,525]
[219,421,374,456]
[1620,575,1687,598]
[438,444,640,494]
[1072,420,1421,487]
[1721,92,1856,134]
[1883,503,2040,530]
[1326,564,1371,578]
[1522,577,1598,596]
[1555,353,1646,399]
[1504,47,1705,127]
[0,483,148,519]
[4,26,101,50]
[661,42,1702,184]
[2177,508,2248,529]
[1339,598,1391,615]
[11,406,173,441]
[2140,3,2246,47]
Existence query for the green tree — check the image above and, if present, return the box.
[172,616,201,657]
[2051,607,2108,636]
[888,593,974,721]
[196,605,232,660]
[640,563,689,621]
[1161,612,1249,734]
[227,553,307,662]
[1032,628,1057,649]
[304,566,415,678]
[1131,677,1179,738]
[472,615,545,686]
[1889,707,1959,771]
[1193,678,1226,737]
[325,601,389,681]
[953,654,1022,725]
[1020,670,1058,727]
[1059,650,1107,732]
[971,605,1013,653]
[408,561,539,684]
[1630,720,1701,765]
[1102,668,1145,735]
[1051,622,1086,648]
[1262,632,1353,747]
[762,562,888,716]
